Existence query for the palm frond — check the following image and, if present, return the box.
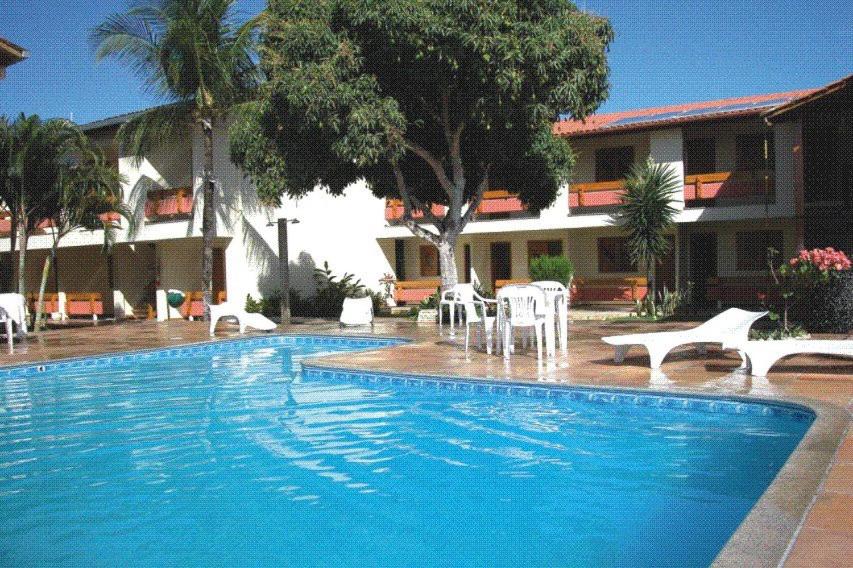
[116,102,193,163]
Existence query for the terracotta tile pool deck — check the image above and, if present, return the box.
[2,317,850,567]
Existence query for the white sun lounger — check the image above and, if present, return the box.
[739,339,853,377]
[209,302,278,335]
[602,308,768,370]
[339,297,374,328]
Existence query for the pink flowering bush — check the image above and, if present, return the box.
[784,247,851,284]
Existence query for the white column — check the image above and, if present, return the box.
[156,289,168,321]
[649,128,685,211]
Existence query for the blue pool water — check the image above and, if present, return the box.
[0,336,813,567]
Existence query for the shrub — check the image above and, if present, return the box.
[529,255,574,285]
[791,271,853,333]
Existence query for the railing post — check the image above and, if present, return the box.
[696,177,703,200]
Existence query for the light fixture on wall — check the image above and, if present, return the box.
[267,218,300,324]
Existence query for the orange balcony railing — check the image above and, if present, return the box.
[684,171,773,204]
[145,187,193,221]
[476,190,526,215]
[569,180,626,209]
[385,200,446,222]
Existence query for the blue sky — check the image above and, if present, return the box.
[1,0,851,123]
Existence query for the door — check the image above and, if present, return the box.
[656,236,677,294]
[490,242,512,289]
[213,248,226,302]
[689,233,717,306]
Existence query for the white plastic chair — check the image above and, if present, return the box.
[531,280,570,356]
[497,285,547,361]
[340,296,374,328]
[739,339,853,377]
[439,284,492,335]
[601,308,767,370]
[210,301,278,336]
[462,300,496,355]
[0,307,14,353]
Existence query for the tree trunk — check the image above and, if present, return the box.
[647,259,656,316]
[437,238,459,291]
[7,211,17,291]
[200,120,216,321]
[34,245,54,332]
[17,223,27,297]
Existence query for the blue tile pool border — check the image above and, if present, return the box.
[0,334,408,379]
[301,364,816,423]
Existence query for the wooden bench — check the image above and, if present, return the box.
[573,277,648,304]
[494,279,530,293]
[180,291,227,319]
[393,280,440,305]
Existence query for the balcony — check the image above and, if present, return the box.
[385,199,446,223]
[476,190,526,216]
[145,187,193,222]
[684,170,773,206]
[569,180,626,210]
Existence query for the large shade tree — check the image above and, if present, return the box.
[230,0,613,289]
[91,0,259,318]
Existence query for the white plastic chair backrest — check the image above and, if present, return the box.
[498,285,544,326]
[451,284,475,303]
[693,308,767,337]
[340,296,373,324]
[531,281,567,294]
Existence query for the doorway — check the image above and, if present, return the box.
[213,248,227,302]
[490,242,512,290]
[656,236,677,294]
[689,233,717,306]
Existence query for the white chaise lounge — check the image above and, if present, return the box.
[209,302,277,335]
[602,308,768,370]
[339,297,374,328]
[740,339,853,377]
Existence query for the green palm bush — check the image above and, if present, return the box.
[618,158,680,315]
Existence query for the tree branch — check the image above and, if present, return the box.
[403,138,453,197]
[461,163,492,228]
[393,163,440,244]
[409,195,444,228]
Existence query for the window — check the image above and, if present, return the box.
[735,133,774,172]
[463,244,471,283]
[394,239,406,281]
[419,245,439,277]
[595,146,635,182]
[597,237,636,273]
[683,138,716,175]
[736,230,783,271]
[527,240,563,263]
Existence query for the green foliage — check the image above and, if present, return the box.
[528,255,574,285]
[230,0,613,275]
[749,326,809,341]
[633,284,691,320]
[619,158,680,270]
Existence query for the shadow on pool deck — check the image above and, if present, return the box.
[1,317,850,567]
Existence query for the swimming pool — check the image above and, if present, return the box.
[0,335,813,567]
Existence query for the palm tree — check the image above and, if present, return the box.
[618,158,680,315]
[0,115,83,296]
[33,144,130,330]
[91,0,259,319]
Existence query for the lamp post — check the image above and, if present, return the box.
[270,218,299,325]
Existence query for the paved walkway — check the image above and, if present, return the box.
[1,317,850,566]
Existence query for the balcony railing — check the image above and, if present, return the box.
[569,180,626,209]
[476,190,526,215]
[385,200,446,223]
[684,170,773,205]
[145,187,193,221]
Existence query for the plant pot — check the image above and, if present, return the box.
[166,289,186,309]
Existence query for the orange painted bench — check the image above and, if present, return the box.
[573,277,648,304]
[26,292,61,315]
[180,291,228,319]
[393,280,440,305]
